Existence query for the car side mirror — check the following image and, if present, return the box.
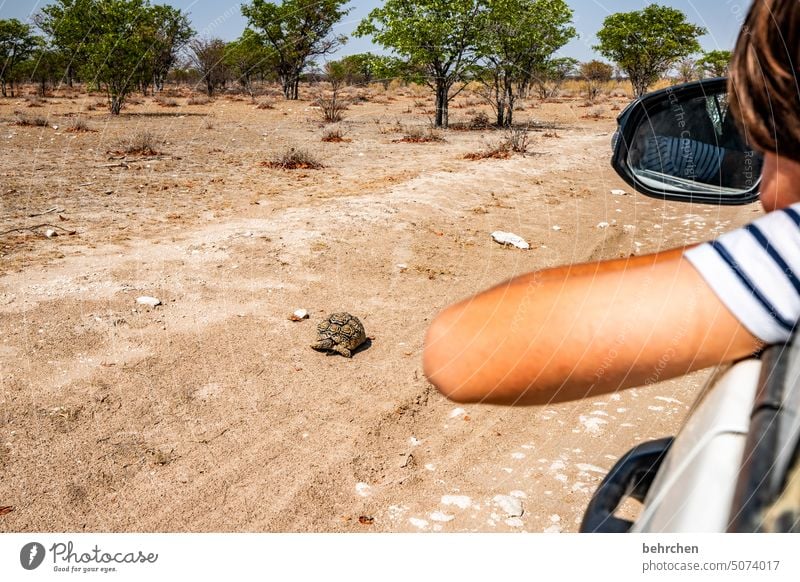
[612,78,763,205]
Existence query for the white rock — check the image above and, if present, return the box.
[449,407,466,418]
[491,230,530,250]
[136,296,161,307]
[610,189,626,195]
[551,225,562,231]
[441,495,472,509]
[396,263,408,272]
[289,309,309,321]
[493,494,524,517]
[596,221,610,229]
[430,511,455,522]
[44,229,57,238]
[408,517,428,529]
[355,482,372,497]
[505,517,524,528]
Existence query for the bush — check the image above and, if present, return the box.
[66,118,93,133]
[465,126,531,160]
[14,113,48,127]
[187,95,211,105]
[155,96,179,107]
[263,147,323,170]
[393,126,445,143]
[255,99,275,110]
[115,131,162,156]
[315,93,349,123]
[321,126,350,143]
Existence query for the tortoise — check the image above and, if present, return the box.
[310,312,367,358]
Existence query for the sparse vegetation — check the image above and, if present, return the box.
[155,96,179,107]
[187,95,211,105]
[465,126,530,160]
[394,126,445,143]
[66,118,93,133]
[255,99,275,110]
[263,147,323,169]
[315,93,349,123]
[114,131,162,156]
[14,112,49,127]
[321,126,350,142]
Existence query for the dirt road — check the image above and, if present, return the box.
[0,87,758,532]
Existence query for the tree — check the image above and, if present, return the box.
[34,0,95,87]
[475,0,576,127]
[528,56,577,100]
[357,0,484,128]
[36,0,191,113]
[241,0,350,100]
[698,50,732,78]
[595,4,706,97]
[19,41,67,96]
[0,19,39,97]
[580,59,613,100]
[140,4,194,94]
[675,56,698,84]
[188,38,228,96]
[225,29,274,98]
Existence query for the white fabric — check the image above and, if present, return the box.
[685,204,800,344]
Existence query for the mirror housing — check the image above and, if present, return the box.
[612,78,763,205]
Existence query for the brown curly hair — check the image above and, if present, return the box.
[729,0,800,162]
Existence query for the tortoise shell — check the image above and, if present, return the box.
[310,312,366,357]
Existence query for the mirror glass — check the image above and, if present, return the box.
[627,90,763,196]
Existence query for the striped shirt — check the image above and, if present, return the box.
[685,205,800,343]
[642,136,724,182]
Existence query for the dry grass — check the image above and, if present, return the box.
[262,147,323,170]
[321,126,351,143]
[583,106,608,119]
[315,93,349,123]
[255,99,275,110]
[66,118,94,133]
[155,96,179,107]
[14,112,49,127]
[465,126,531,160]
[187,95,211,105]
[113,131,162,156]
[393,126,445,143]
[450,111,492,131]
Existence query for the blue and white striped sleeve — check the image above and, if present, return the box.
[684,205,800,344]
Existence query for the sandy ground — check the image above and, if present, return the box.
[0,85,760,532]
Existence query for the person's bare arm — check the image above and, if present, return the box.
[423,248,763,405]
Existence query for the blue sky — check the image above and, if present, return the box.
[1,0,750,62]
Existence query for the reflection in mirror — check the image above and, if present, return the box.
[627,90,763,196]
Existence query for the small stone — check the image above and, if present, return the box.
[441,495,472,509]
[136,296,161,307]
[44,229,57,238]
[289,309,309,321]
[493,494,524,517]
[596,221,610,229]
[355,482,372,497]
[551,225,562,231]
[430,511,455,523]
[396,263,408,272]
[610,189,626,196]
[491,231,530,250]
